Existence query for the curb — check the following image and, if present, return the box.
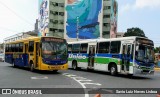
[94,94,101,97]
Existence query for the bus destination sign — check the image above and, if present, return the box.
[137,38,153,46]
[42,37,64,42]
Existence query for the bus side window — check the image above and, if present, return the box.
[68,44,72,53]
[80,43,88,53]
[19,43,23,52]
[110,41,121,54]
[98,42,110,53]
[11,44,15,52]
[16,44,19,52]
[29,41,34,52]
[72,44,80,53]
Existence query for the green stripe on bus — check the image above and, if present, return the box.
[95,57,119,64]
[68,58,88,62]
[68,57,133,66]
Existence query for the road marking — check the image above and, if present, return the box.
[83,83,101,85]
[77,80,92,81]
[73,77,88,79]
[63,73,102,97]
[31,76,48,79]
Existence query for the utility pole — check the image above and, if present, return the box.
[76,16,79,41]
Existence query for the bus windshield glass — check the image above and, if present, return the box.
[135,45,154,63]
[42,38,67,60]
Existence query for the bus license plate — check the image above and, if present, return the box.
[50,66,61,70]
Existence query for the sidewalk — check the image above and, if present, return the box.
[155,68,160,72]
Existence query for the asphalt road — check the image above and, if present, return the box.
[0,62,160,97]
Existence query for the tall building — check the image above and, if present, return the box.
[4,31,37,43]
[38,0,65,38]
[38,0,118,41]
[34,19,39,34]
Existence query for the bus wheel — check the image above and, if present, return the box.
[30,63,35,72]
[110,64,117,76]
[72,61,77,70]
[128,74,133,78]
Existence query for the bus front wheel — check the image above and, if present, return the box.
[110,64,117,76]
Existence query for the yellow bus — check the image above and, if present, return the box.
[5,36,68,72]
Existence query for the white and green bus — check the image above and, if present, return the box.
[68,36,155,76]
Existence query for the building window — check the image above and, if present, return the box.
[103,31,110,35]
[103,23,110,27]
[103,6,111,10]
[59,12,64,16]
[51,2,58,6]
[58,29,64,32]
[103,15,110,18]
[51,11,58,15]
[58,3,64,7]
[59,20,64,24]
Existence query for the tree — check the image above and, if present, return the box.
[123,27,146,37]
[154,47,160,53]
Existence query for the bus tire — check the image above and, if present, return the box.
[110,64,117,76]
[128,74,133,77]
[72,61,77,70]
[30,62,35,72]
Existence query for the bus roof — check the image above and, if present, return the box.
[67,36,152,44]
[5,36,65,44]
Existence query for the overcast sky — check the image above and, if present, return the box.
[0,0,160,47]
[0,0,38,42]
[117,0,160,47]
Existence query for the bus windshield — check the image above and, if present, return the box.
[135,45,154,63]
[42,41,67,60]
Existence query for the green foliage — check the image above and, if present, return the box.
[123,27,146,37]
[154,47,160,53]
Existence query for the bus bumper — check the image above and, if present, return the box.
[133,67,154,76]
[40,63,68,71]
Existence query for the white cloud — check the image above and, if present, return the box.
[120,0,160,14]
[120,3,133,14]
[135,0,160,9]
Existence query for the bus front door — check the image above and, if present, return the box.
[88,45,96,69]
[122,44,132,72]
[35,42,39,68]
[24,44,28,66]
